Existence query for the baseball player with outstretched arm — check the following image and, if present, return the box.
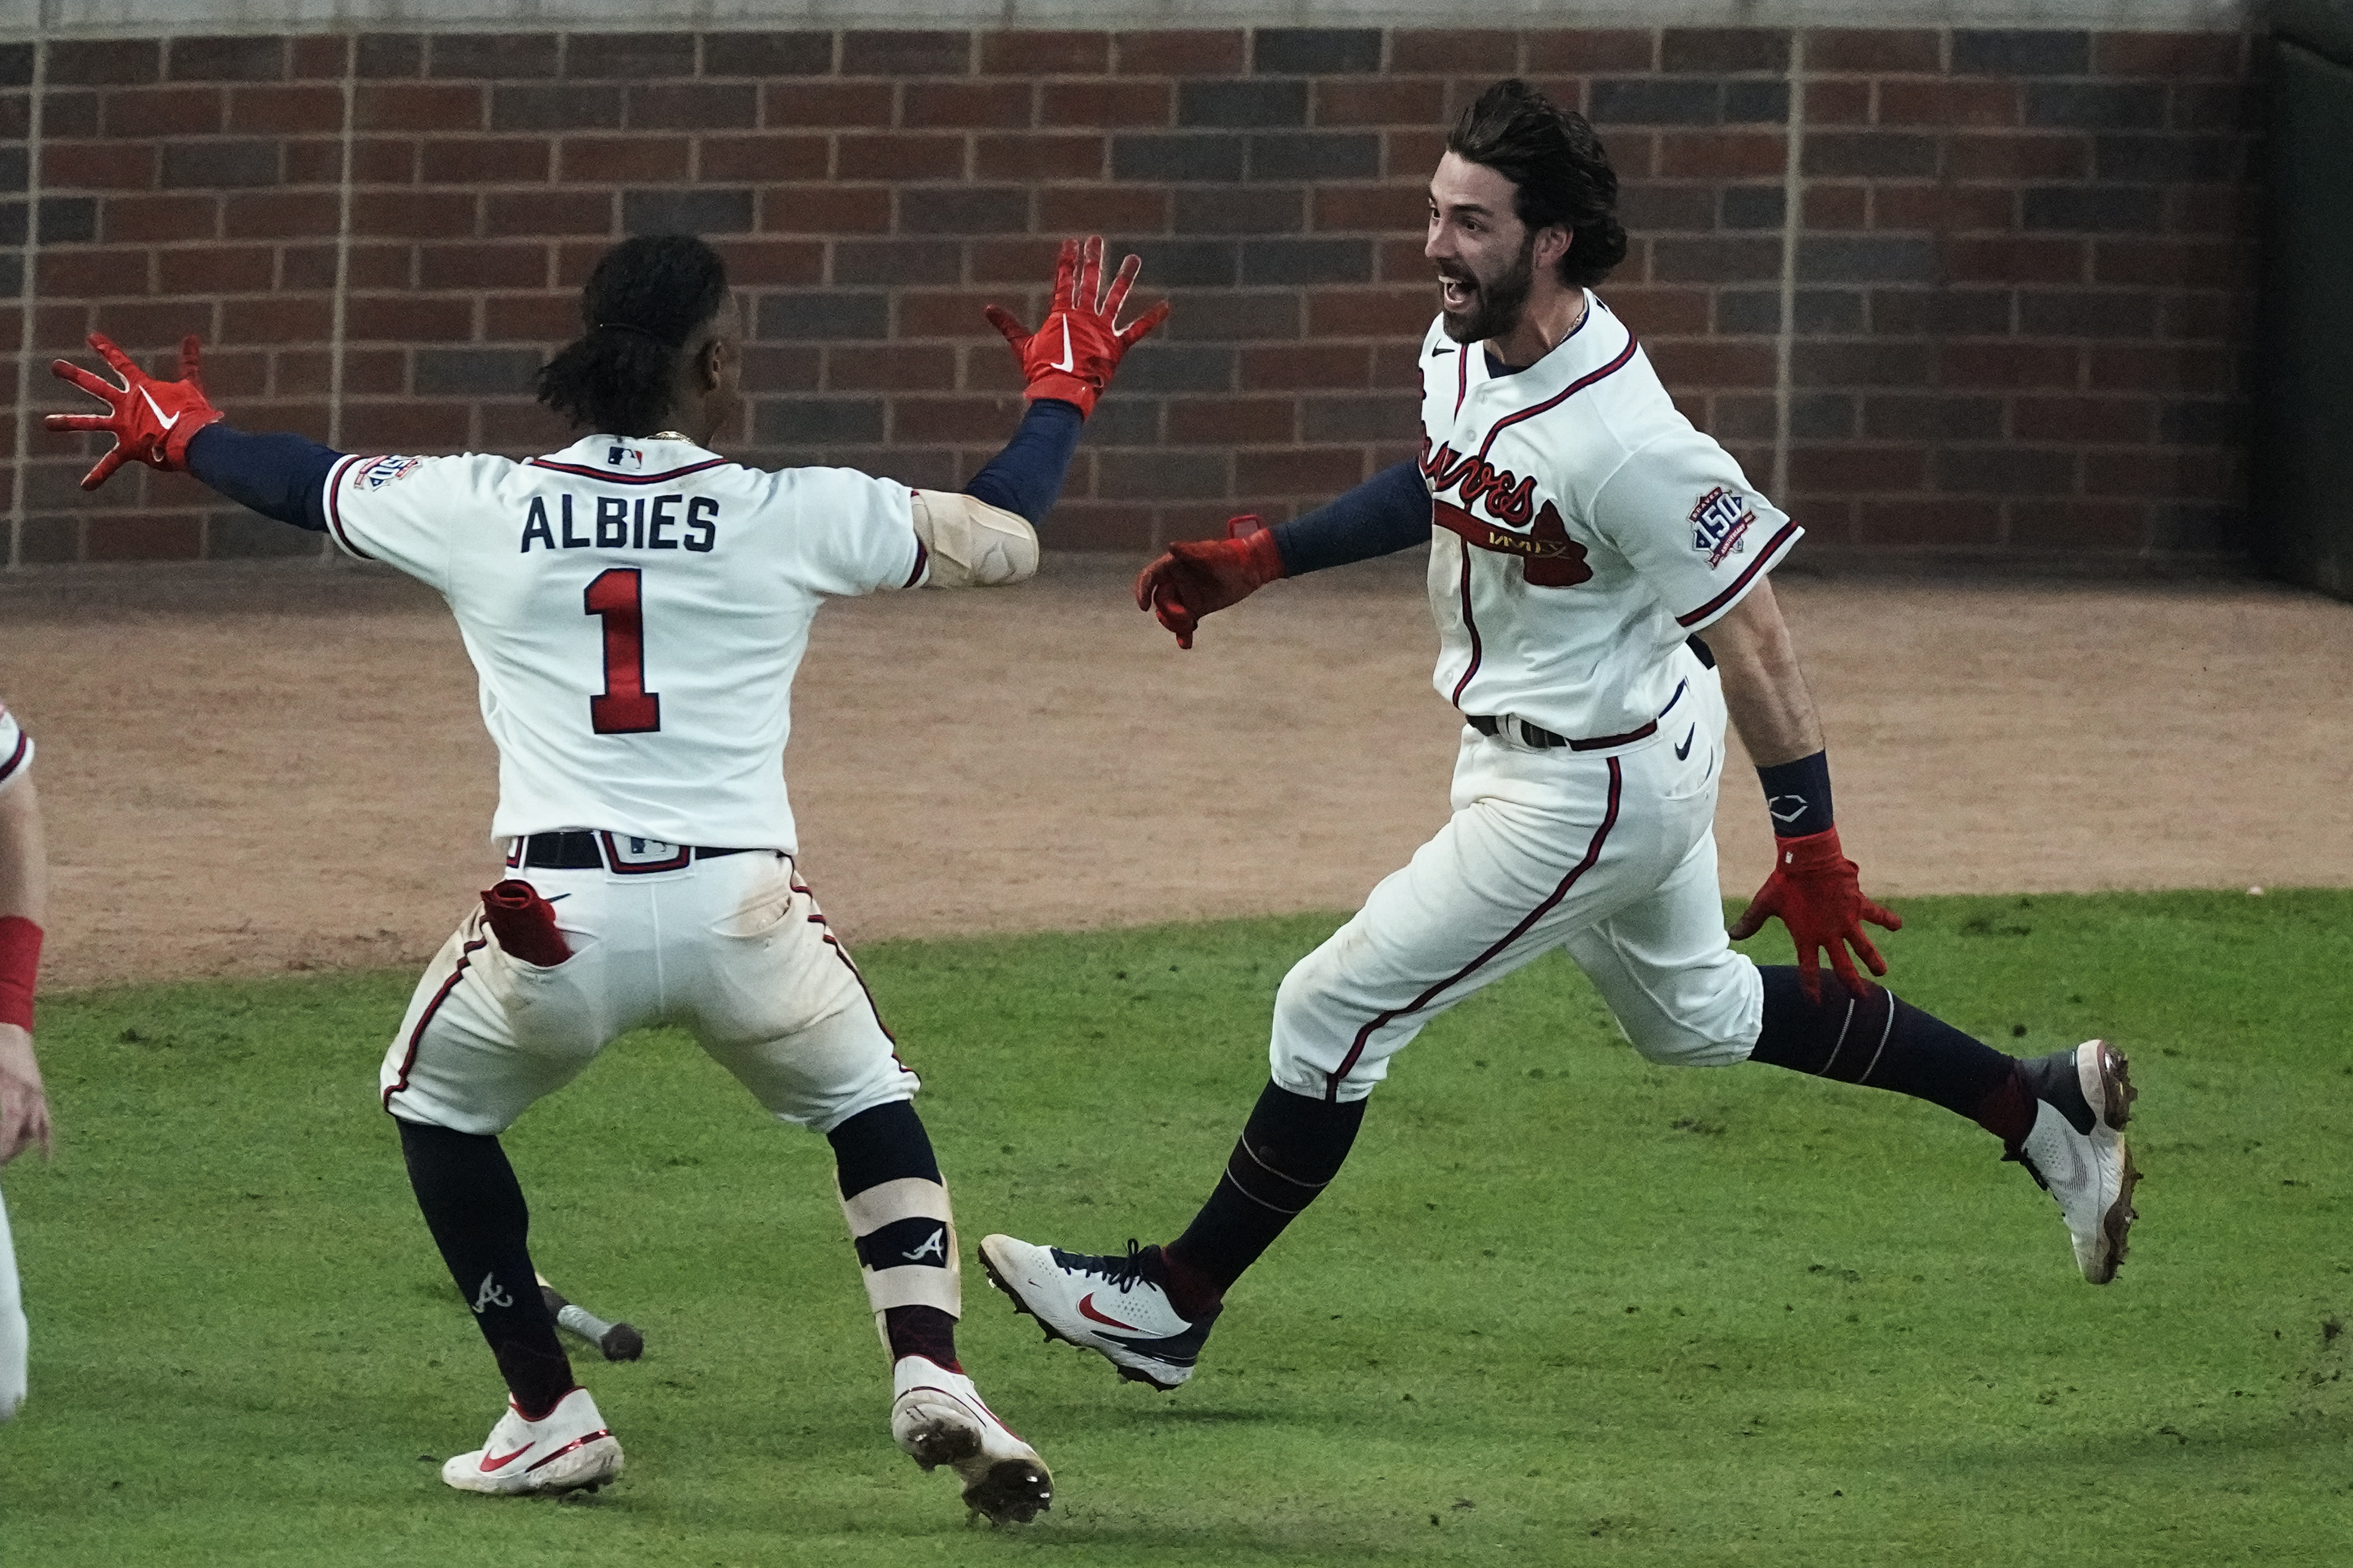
[48,233,1166,1518]
[979,82,2137,1392]
[0,696,51,1421]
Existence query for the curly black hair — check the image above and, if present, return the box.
[1446,79,1630,289]
[535,234,731,435]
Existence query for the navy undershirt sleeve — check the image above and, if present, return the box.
[1267,460,1431,576]
[961,398,1082,527]
[184,424,343,533]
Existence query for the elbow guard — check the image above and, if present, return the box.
[909,490,1039,588]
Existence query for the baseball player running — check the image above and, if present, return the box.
[980,81,2137,1392]
[0,696,51,1421]
[47,232,1166,1517]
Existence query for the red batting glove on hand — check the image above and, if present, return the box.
[1133,514,1286,649]
[482,880,573,968]
[45,332,225,490]
[1727,826,1902,1000]
[984,235,1170,419]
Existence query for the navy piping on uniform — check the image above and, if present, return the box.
[523,457,732,486]
[1473,332,1640,467]
[0,726,27,785]
[324,454,378,561]
[1447,547,1482,706]
[383,936,488,1112]
[1323,757,1623,1101]
[1677,519,1801,628]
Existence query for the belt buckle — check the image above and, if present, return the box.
[599,831,693,874]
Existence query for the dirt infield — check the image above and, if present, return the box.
[1,555,2345,992]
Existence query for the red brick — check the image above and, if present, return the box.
[36,249,148,296]
[88,300,212,349]
[1042,80,1170,128]
[223,191,340,239]
[1601,286,1711,336]
[2009,500,2143,550]
[2086,344,2234,392]
[2170,187,2252,237]
[894,395,1020,441]
[158,244,277,294]
[480,403,575,452]
[823,345,958,391]
[1318,79,1446,128]
[1874,185,2014,232]
[1490,76,1585,120]
[348,139,417,185]
[1806,29,1941,73]
[1803,185,1868,229]
[1307,286,1436,339]
[979,31,1111,76]
[2083,449,2227,498]
[483,294,574,342]
[758,185,890,235]
[352,189,476,238]
[1852,499,2001,547]
[1646,340,1778,389]
[2014,395,2153,444]
[344,403,469,450]
[1240,343,1371,391]
[275,140,336,185]
[1788,444,1927,492]
[1657,132,1787,179]
[418,243,548,290]
[1945,134,2087,181]
[102,87,223,137]
[1374,238,1430,284]
[87,516,202,561]
[837,134,964,182]
[976,134,1104,182]
[1035,185,1168,235]
[2159,290,2245,342]
[708,238,826,286]
[1392,30,1518,73]
[1114,31,1245,75]
[355,82,484,133]
[45,142,157,189]
[559,137,691,183]
[345,294,470,341]
[422,137,549,185]
[229,84,344,134]
[1524,31,1655,72]
[897,290,1002,337]
[1876,79,2016,128]
[339,348,408,394]
[762,82,892,128]
[485,190,611,237]
[700,134,828,183]
[100,194,213,245]
[1313,183,1424,231]
[905,81,1033,129]
[1945,237,2085,284]
[1238,447,1365,495]
[2093,31,2242,78]
[1941,342,2081,389]
[1805,80,1871,125]
[1383,128,1448,180]
[1046,501,1154,550]
[1169,397,1298,444]
[223,296,333,342]
[343,243,412,289]
[291,36,350,81]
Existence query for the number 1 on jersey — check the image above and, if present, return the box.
[584,567,661,734]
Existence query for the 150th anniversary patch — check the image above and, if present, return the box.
[1689,486,1754,568]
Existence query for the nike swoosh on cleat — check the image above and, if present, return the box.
[140,388,180,430]
[1050,320,1076,373]
[1076,1292,1145,1332]
[1674,726,1695,760]
[479,1444,534,1472]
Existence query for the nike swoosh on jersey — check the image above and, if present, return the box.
[1674,726,1695,760]
[479,1444,534,1472]
[1050,319,1076,373]
[140,388,180,429]
[1076,1292,1145,1332]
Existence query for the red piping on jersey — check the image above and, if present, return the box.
[324,454,378,561]
[383,936,488,1112]
[524,457,731,486]
[792,867,904,1053]
[1447,547,1482,707]
[1676,519,1801,628]
[1323,757,1623,1101]
[1453,337,1469,417]
[0,726,26,785]
[1473,332,1640,466]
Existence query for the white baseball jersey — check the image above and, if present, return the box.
[1416,294,1801,744]
[322,435,926,850]
[0,702,29,795]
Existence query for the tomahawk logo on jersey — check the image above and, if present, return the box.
[1416,296,1801,746]
[320,435,926,852]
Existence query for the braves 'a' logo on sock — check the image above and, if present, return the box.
[472,1272,515,1314]
[902,1226,946,1263]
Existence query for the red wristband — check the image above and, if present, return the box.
[0,915,42,1031]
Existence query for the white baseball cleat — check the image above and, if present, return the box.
[890,1356,1052,1525]
[439,1386,623,1496]
[2011,1039,2140,1284]
[978,1235,1218,1391]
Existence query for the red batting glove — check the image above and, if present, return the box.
[481,880,573,968]
[45,332,226,490]
[1133,514,1286,649]
[1727,826,1902,1000]
[984,235,1170,419]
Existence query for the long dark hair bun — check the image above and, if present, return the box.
[536,234,731,434]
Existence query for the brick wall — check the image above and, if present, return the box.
[0,24,2256,567]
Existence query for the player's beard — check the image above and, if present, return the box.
[1437,231,1539,347]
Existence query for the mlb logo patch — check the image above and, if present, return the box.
[606,444,645,468]
[1688,486,1755,568]
[356,456,422,490]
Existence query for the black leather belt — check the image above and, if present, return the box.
[517,831,758,871]
[1467,714,1659,751]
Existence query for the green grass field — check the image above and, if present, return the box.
[2,891,2348,1566]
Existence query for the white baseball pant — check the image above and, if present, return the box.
[1270,659,1763,1103]
[1,1186,24,1420]
[382,846,917,1135]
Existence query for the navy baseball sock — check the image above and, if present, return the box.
[1748,966,2033,1143]
[1162,1081,1368,1318]
[396,1118,576,1420]
[828,1101,961,1373]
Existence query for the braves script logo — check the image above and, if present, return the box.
[1689,486,1754,568]
[1419,437,1593,588]
[357,455,422,492]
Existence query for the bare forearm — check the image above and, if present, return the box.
[1708,579,1822,766]
[0,781,45,925]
